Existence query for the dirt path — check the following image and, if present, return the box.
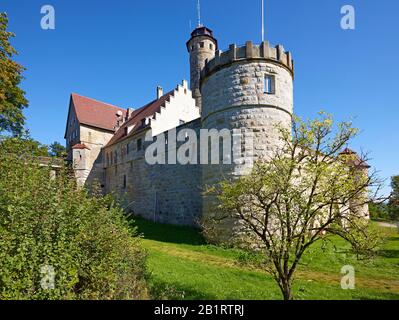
[377,221,398,229]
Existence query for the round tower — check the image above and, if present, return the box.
[200,41,294,242]
[187,25,217,110]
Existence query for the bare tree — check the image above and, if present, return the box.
[207,112,384,300]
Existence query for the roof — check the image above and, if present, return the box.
[106,90,175,147]
[72,143,91,150]
[340,148,357,155]
[70,93,127,132]
[187,25,218,51]
[340,148,371,169]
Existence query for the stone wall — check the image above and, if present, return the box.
[104,119,202,227]
[80,125,114,187]
[200,42,294,241]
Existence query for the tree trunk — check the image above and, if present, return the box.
[280,279,293,300]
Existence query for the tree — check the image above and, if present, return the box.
[49,141,66,158]
[207,113,383,300]
[0,132,48,157]
[0,13,28,136]
[0,144,148,300]
[388,175,399,221]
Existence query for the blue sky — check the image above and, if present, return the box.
[2,0,398,194]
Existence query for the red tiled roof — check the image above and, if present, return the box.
[72,143,91,150]
[340,148,370,169]
[106,90,174,147]
[340,148,356,155]
[71,93,127,132]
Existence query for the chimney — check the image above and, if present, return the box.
[126,107,135,120]
[157,86,163,99]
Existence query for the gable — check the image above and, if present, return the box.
[70,93,127,133]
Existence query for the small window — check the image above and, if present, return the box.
[114,150,118,164]
[126,143,130,155]
[115,165,118,176]
[137,139,142,151]
[264,75,275,94]
[123,175,127,189]
[200,42,204,48]
[209,43,213,50]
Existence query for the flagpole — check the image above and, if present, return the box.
[262,0,265,42]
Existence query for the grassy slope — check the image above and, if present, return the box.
[132,218,399,300]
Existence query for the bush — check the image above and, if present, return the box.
[0,151,148,300]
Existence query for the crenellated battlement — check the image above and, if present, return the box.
[201,41,294,80]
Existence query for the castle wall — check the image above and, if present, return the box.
[200,42,294,241]
[104,119,202,227]
[79,125,114,187]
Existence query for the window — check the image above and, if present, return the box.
[137,139,142,151]
[123,175,127,189]
[209,43,214,50]
[114,150,118,164]
[264,75,275,94]
[126,143,130,155]
[200,42,204,48]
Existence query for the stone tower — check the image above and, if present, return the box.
[186,25,217,110]
[200,41,295,242]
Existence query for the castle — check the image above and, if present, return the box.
[65,25,369,231]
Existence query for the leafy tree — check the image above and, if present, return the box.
[0,132,48,157]
[206,113,383,300]
[49,141,66,158]
[0,144,148,300]
[0,12,28,136]
[369,201,389,221]
[388,175,399,221]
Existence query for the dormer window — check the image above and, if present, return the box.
[264,75,275,94]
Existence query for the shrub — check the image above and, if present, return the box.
[0,150,148,300]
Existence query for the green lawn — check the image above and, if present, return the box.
[131,217,399,300]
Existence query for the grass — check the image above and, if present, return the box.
[131,217,399,300]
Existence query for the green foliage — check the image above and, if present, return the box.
[369,201,390,221]
[0,145,148,300]
[0,12,28,136]
[49,141,66,158]
[388,176,399,221]
[0,132,49,157]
